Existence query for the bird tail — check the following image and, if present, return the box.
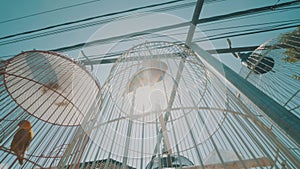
[17,155,24,165]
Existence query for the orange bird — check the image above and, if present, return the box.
[10,120,34,165]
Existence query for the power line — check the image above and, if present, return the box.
[68,23,300,62]
[202,5,300,26]
[0,1,197,46]
[202,18,300,32]
[0,0,102,24]
[1,12,297,56]
[78,45,260,65]
[79,20,297,64]
[0,0,223,25]
[194,24,300,42]
[197,0,300,24]
[0,20,296,60]
[201,21,299,39]
[0,0,190,40]
[0,1,205,46]
[0,0,225,43]
[0,0,298,47]
[77,18,300,59]
[52,13,299,52]
[1,1,298,58]
[52,22,190,52]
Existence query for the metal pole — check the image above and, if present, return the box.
[148,0,205,162]
[186,0,204,46]
[190,42,300,146]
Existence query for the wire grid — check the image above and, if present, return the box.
[60,41,300,169]
[0,50,100,168]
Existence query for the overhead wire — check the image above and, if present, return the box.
[0,0,193,40]
[0,21,296,61]
[202,21,300,39]
[0,0,223,25]
[73,21,299,64]
[197,1,300,25]
[0,0,298,47]
[0,0,299,58]
[0,15,298,59]
[0,0,225,46]
[0,0,102,24]
[75,19,300,60]
[53,16,300,53]
[194,23,300,43]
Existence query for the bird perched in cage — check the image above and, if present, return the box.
[10,120,34,165]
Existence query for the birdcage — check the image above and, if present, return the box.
[239,27,300,119]
[0,50,101,168]
[58,41,300,169]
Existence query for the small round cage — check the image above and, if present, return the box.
[239,27,300,118]
[0,50,100,168]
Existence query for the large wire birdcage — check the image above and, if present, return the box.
[0,50,100,168]
[59,41,300,169]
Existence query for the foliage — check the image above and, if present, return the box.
[291,75,300,81]
[279,26,300,63]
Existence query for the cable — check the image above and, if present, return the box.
[1,17,298,58]
[0,0,225,42]
[0,0,102,24]
[202,18,300,32]
[202,22,299,39]
[1,1,298,57]
[197,0,300,24]
[0,0,190,40]
[0,0,223,25]
[212,5,300,25]
[0,1,200,46]
[0,0,297,47]
[41,20,300,52]
[78,19,300,59]
[0,21,295,60]
[194,24,300,42]
[69,23,300,61]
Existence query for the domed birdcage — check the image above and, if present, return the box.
[0,50,101,168]
[239,27,300,118]
[59,41,300,169]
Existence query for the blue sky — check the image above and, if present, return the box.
[0,0,299,72]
